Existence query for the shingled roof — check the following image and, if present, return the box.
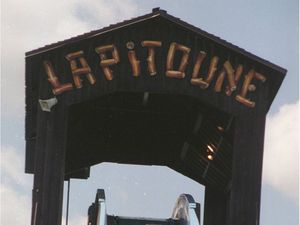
[26,7,286,75]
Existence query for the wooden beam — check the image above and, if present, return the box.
[203,186,228,225]
[31,99,68,225]
[228,114,266,225]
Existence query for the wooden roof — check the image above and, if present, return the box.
[26,8,286,75]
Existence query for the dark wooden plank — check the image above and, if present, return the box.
[228,114,266,225]
[31,99,68,225]
[31,107,48,225]
[203,186,228,225]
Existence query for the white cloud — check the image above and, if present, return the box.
[0,145,32,225]
[263,101,299,201]
[0,184,32,225]
[1,0,138,119]
[1,145,32,187]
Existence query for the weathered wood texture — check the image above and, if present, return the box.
[25,8,286,225]
[27,63,68,225]
[204,186,229,225]
[229,114,266,225]
[31,98,68,225]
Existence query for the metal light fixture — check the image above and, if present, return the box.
[207,154,214,161]
[207,144,215,161]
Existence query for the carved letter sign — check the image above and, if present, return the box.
[166,42,191,79]
[191,51,207,86]
[43,61,73,95]
[127,42,141,77]
[235,69,266,107]
[65,51,96,89]
[43,40,267,108]
[191,55,219,89]
[141,40,162,76]
[95,45,120,80]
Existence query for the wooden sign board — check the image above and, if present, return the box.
[25,8,286,225]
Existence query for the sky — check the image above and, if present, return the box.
[0,0,299,225]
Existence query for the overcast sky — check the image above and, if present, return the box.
[1,1,299,225]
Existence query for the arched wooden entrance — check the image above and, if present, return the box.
[25,8,286,225]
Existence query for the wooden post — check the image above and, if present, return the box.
[203,186,228,225]
[31,100,68,225]
[228,114,266,225]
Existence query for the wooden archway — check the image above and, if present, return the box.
[25,8,286,225]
